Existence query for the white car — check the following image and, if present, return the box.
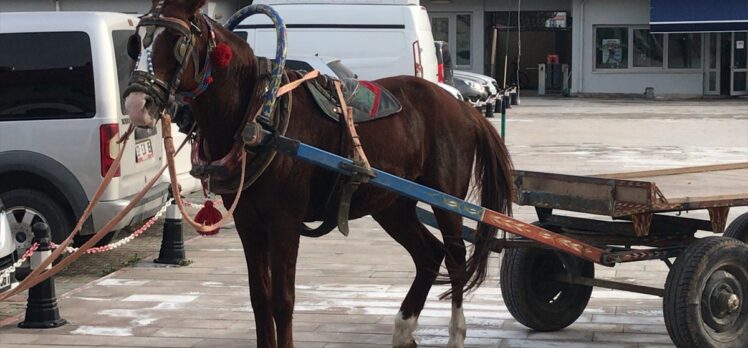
[237,0,439,83]
[0,200,15,292]
[0,12,170,256]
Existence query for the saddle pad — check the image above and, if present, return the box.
[305,77,402,123]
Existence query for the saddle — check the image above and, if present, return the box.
[304,76,402,124]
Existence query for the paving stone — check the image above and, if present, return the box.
[3,98,746,347]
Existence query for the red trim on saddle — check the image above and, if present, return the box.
[358,80,381,117]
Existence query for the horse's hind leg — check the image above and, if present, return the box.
[433,208,468,348]
[373,198,445,348]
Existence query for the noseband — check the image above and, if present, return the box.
[123,0,215,115]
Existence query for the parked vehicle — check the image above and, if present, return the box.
[435,40,497,116]
[0,200,14,292]
[453,75,488,106]
[438,82,464,101]
[285,55,357,80]
[237,0,439,83]
[0,12,170,257]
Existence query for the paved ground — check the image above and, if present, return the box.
[1,96,747,347]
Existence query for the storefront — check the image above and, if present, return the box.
[423,0,747,97]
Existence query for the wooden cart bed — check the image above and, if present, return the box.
[513,162,748,236]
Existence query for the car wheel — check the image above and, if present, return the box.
[0,189,73,255]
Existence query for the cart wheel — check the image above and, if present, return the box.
[500,247,594,331]
[724,212,748,243]
[664,237,748,348]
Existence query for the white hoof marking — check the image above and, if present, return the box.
[447,303,466,348]
[393,311,418,347]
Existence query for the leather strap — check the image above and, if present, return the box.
[0,125,190,301]
[278,70,320,97]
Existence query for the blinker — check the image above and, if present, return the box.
[127,34,141,60]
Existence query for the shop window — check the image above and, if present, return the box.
[456,14,471,66]
[668,33,701,69]
[633,29,663,68]
[595,27,628,69]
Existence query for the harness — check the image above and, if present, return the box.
[125,2,376,237]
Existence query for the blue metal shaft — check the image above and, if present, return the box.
[295,143,486,222]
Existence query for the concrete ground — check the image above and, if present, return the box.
[1,96,747,347]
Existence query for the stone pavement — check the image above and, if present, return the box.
[1,96,747,347]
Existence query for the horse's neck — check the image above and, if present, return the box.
[192,52,256,159]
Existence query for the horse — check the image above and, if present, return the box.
[123,1,513,347]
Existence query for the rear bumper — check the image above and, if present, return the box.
[89,182,170,235]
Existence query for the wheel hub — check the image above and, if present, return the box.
[702,270,743,332]
[7,206,46,254]
[726,293,740,313]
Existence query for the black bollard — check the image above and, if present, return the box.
[503,94,512,109]
[18,222,66,329]
[510,91,519,105]
[154,202,186,265]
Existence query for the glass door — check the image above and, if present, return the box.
[704,33,721,95]
[731,32,748,96]
[430,13,473,69]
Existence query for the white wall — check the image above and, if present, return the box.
[571,0,704,96]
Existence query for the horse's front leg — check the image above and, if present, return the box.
[235,214,276,347]
[269,214,302,348]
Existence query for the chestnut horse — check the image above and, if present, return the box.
[123,1,513,347]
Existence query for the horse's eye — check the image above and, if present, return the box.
[127,34,141,61]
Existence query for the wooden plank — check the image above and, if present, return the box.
[594,162,748,180]
[664,193,748,205]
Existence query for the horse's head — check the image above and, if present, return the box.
[123,0,214,128]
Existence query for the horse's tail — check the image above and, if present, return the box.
[464,112,514,294]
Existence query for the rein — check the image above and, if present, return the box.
[0,127,191,301]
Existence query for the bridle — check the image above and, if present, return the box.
[123,0,217,116]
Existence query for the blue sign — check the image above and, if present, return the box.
[650,0,748,32]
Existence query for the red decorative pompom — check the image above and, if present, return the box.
[195,200,222,236]
[206,76,214,84]
[210,43,233,68]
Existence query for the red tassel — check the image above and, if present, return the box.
[194,200,222,236]
[210,43,233,68]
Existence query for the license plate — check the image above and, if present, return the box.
[0,269,10,292]
[135,140,154,163]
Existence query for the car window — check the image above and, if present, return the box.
[113,30,136,115]
[286,60,314,72]
[327,61,356,79]
[0,32,95,121]
[233,31,248,41]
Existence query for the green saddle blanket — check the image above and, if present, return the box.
[304,77,402,123]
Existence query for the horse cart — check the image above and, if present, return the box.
[419,162,748,347]
[4,3,745,348]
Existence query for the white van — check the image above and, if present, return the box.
[0,12,172,253]
[237,0,439,83]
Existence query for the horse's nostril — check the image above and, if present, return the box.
[144,96,154,108]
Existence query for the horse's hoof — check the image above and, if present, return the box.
[393,341,417,348]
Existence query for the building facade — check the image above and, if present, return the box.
[3,0,747,97]
[423,0,747,97]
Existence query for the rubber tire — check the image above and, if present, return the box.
[500,247,594,331]
[0,189,72,245]
[663,237,748,348]
[724,212,748,243]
